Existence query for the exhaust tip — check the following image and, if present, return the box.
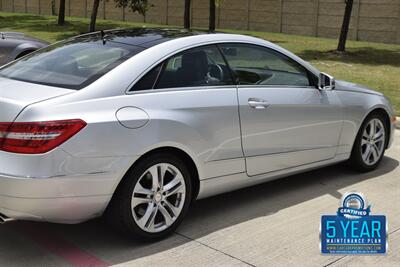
[0,213,15,224]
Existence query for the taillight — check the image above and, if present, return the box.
[0,119,86,154]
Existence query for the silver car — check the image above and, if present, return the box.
[0,29,396,240]
[0,32,49,65]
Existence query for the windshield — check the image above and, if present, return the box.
[0,36,143,89]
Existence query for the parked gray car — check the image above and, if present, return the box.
[0,29,396,240]
[0,32,48,65]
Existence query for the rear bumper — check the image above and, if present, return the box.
[0,148,139,223]
[0,172,116,224]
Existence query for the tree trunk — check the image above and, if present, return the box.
[184,0,191,29]
[58,0,66,25]
[209,0,216,32]
[51,0,56,16]
[337,0,354,52]
[89,0,101,32]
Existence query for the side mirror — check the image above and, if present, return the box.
[318,72,335,90]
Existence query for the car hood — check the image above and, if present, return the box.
[335,80,383,96]
[0,77,72,122]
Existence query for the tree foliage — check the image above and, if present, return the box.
[114,0,153,16]
[88,0,153,33]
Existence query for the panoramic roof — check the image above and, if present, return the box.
[75,28,209,48]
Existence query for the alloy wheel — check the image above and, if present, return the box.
[361,118,385,166]
[131,163,186,233]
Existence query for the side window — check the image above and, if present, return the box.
[131,64,162,91]
[219,44,313,87]
[155,45,233,89]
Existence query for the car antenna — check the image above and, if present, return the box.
[101,30,106,45]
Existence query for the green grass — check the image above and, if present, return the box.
[1,11,399,113]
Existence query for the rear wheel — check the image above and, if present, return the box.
[349,113,387,172]
[106,153,192,240]
[15,50,35,59]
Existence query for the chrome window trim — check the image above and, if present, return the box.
[126,85,238,95]
[237,84,317,90]
[125,84,318,96]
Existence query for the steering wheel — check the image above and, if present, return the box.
[208,64,224,81]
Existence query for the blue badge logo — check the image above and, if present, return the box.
[320,192,387,254]
[338,192,370,219]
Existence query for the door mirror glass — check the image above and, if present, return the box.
[318,72,335,90]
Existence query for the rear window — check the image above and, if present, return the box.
[0,37,142,90]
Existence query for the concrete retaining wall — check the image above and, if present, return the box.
[1,0,400,44]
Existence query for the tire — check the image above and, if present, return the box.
[106,152,193,241]
[15,50,35,59]
[348,113,388,172]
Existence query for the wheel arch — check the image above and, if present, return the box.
[15,49,36,59]
[12,43,39,59]
[112,146,200,203]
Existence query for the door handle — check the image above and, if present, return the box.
[248,98,270,109]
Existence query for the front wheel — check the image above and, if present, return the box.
[106,153,192,240]
[349,113,387,172]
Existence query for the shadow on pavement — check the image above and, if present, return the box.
[1,156,398,265]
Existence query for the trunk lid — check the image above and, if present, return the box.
[0,77,73,122]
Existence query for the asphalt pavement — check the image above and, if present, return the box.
[0,130,399,267]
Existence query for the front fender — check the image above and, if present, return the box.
[336,90,394,155]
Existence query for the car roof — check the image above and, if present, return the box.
[69,28,320,94]
[74,28,209,48]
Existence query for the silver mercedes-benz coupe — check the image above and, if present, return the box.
[0,29,396,240]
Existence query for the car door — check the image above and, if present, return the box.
[219,43,343,176]
[126,44,245,179]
